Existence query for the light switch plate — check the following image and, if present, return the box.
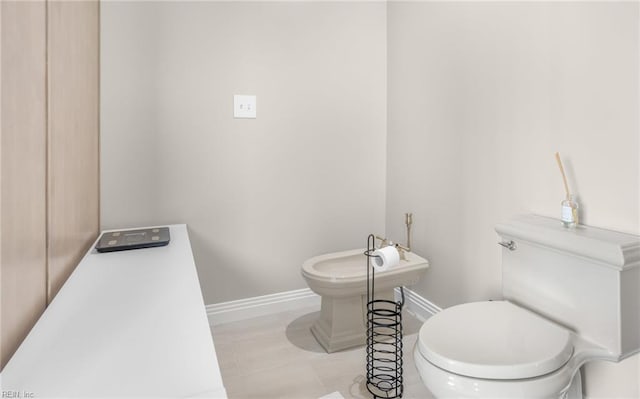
[234,95,256,119]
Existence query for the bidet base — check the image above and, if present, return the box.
[310,290,394,352]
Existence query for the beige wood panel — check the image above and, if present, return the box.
[47,0,100,302]
[0,0,48,370]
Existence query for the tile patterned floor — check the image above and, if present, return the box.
[210,306,436,399]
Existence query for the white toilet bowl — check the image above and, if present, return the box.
[414,301,603,399]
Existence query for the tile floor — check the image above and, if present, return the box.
[210,306,436,399]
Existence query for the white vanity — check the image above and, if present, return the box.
[0,225,225,398]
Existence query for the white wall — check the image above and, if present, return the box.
[386,2,639,397]
[101,1,387,304]
[101,2,159,228]
[102,1,639,395]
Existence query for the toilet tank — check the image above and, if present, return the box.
[495,215,640,358]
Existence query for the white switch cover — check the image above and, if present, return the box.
[234,95,256,119]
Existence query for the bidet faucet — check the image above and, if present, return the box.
[373,213,414,261]
[374,236,409,260]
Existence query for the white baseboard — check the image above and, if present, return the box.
[395,287,442,322]
[206,288,320,326]
[206,286,440,326]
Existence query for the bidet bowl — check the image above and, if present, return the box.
[302,248,429,297]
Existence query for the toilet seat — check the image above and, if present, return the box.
[417,301,574,380]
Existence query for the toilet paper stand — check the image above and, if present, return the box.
[364,234,404,399]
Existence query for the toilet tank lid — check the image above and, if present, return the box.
[417,301,574,380]
[495,214,640,271]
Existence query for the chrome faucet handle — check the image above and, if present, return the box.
[498,240,517,251]
[405,213,413,251]
[395,243,409,261]
[375,235,390,248]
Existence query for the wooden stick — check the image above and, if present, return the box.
[555,152,571,200]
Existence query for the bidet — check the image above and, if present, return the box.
[301,249,428,352]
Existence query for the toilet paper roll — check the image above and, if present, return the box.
[371,246,400,272]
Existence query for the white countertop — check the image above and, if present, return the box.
[1,225,226,398]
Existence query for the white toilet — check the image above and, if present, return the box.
[414,215,640,399]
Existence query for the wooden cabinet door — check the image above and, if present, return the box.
[47,0,100,302]
[0,0,48,370]
[1,0,100,370]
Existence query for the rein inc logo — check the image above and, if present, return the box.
[2,391,34,398]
